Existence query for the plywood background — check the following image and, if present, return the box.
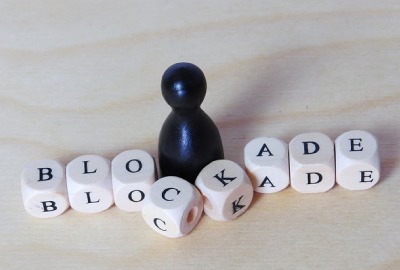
[1,1,399,269]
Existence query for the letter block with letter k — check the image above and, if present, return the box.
[195,160,253,221]
[289,133,335,193]
[142,176,203,238]
[335,130,380,190]
[66,155,114,213]
[21,160,69,218]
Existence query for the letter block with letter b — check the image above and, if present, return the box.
[142,176,203,238]
[21,160,69,218]
[195,160,253,221]
[335,130,380,190]
[289,133,335,193]
[66,155,114,213]
[244,137,289,193]
[112,149,156,212]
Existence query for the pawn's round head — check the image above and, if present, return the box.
[161,62,207,109]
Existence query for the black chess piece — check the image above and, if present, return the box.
[158,62,224,184]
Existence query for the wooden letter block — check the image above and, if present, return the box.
[142,176,203,238]
[21,160,69,218]
[335,130,380,190]
[195,160,253,221]
[289,133,335,193]
[244,137,289,193]
[66,155,114,213]
[112,149,156,212]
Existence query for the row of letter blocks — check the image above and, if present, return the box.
[21,130,379,238]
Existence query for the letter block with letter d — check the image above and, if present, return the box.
[195,160,253,221]
[66,155,114,213]
[21,160,69,218]
[289,133,335,193]
[112,149,156,212]
[142,176,203,238]
[335,130,380,190]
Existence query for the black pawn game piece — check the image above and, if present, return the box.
[158,62,224,184]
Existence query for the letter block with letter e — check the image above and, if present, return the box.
[244,137,289,193]
[195,160,253,221]
[21,160,69,218]
[289,133,335,193]
[66,155,114,213]
[335,130,380,190]
[142,176,203,238]
[112,149,156,212]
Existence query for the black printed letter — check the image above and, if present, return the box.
[38,168,53,181]
[126,159,142,173]
[214,169,237,187]
[257,144,273,157]
[306,172,323,184]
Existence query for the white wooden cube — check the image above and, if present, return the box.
[21,160,69,218]
[289,133,335,193]
[142,176,203,238]
[335,130,380,190]
[66,155,114,213]
[195,159,253,221]
[112,149,156,212]
[244,137,289,193]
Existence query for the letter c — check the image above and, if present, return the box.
[161,188,181,201]
[153,218,167,231]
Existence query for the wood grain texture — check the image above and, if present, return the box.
[1,1,399,269]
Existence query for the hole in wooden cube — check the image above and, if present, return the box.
[111,149,156,212]
[289,133,335,193]
[335,130,380,190]
[21,160,69,218]
[195,160,253,221]
[142,176,203,238]
[66,155,114,213]
[244,137,289,193]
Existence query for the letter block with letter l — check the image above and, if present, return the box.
[195,160,253,221]
[66,155,114,213]
[112,150,156,212]
[335,130,380,190]
[142,176,203,238]
[21,160,69,218]
[244,137,289,193]
[289,133,335,193]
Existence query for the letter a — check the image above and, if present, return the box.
[257,143,273,157]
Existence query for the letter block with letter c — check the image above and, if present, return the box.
[142,176,203,238]
[21,160,69,218]
[289,133,335,193]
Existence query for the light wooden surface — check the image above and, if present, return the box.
[1,1,399,269]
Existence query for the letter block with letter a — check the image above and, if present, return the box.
[66,155,114,213]
[335,130,380,190]
[142,176,203,238]
[21,160,69,218]
[289,133,335,193]
[195,160,253,221]
[244,137,289,193]
[112,149,156,212]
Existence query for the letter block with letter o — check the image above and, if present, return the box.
[142,176,203,238]
[335,130,380,190]
[112,150,156,212]
[195,160,253,221]
[66,155,114,213]
[244,137,289,193]
[21,160,69,218]
[289,133,335,193]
